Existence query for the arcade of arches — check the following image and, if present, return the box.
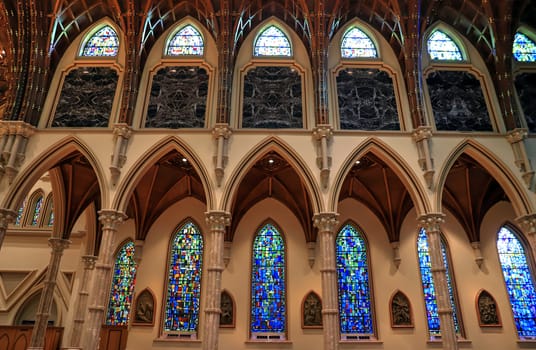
[0,1,536,350]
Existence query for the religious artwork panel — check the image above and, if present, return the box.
[220,291,235,328]
[337,68,399,130]
[133,288,155,326]
[302,291,322,328]
[146,66,208,128]
[51,67,118,127]
[390,290,413,327]
[514,73,536,132]
[426,71,492,131]
[243,66,302,128]
[476,290,501,327]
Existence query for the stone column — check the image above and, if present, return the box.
[203,211,231,350]
[419,213,458,350]
[0,208,16,251]
[313,213,339,350]
[82,210,126,350]
[516,214,536,262]
[69,255,97,349]
[28,238,71,350]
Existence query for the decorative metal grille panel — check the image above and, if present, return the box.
[515,73,536,132]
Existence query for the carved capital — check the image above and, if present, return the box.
[205,211,231,231]
[313,212,339,233]
[98,210,127,231]
[418,213,445,233]
[212,123,232,139]
[516,214,536,236]
[14,121,35,138]
[82,255,98,270]
[411,126,432,142]
[48,238,71,253]
[112,123,132,139]
[506,128,528,144]
[0,208,16,229]
[312,124,333,140]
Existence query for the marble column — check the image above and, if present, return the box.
[82,210,126,350]
[28,238,71,350]
[313,213,339,350]
[69,255,97,349]
[203,211,231,350]
[516,214,536,262]
[0,208,16,251]
[419,213,458,350]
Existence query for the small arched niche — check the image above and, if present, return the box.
[390,290,413,328]
[302,291,322,329]
[476,289,501,327]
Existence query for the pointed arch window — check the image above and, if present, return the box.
[513,32,536,62]
[427,30,463,61]
[14,198,26,226]
[336,223,374,337]
[254,25,292,57]
[250,223,286,338]
[417,229,461,338]
[45,196,54,227]
[341,27,378,58]
[497,226,536,338]
[80,25,119,57]
[30,195,44,226]
[106,241,137,325]
[163,221,203,335]
[167,25,204,56]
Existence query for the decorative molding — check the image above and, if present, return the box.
[307,242,316,268]
[313,125,333,189]
[110,123,132,186]
[471,242,484,268]
[412,126,434,189]
[391,241,401,268]
[212,123,232,186]
[507,128,534,189]
[0,121,35,183]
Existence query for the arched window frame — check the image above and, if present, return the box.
[335,221,376,340]
[164,23,205,57]
[24,190,45,227]
[41,193,54,228]
[105,239,137,326]
[249,220,288,341]
[253,24,293,58]
[14,197,27,227]
[340,25,380,60]
[161,219,204,339]
[78,23,120,58]
[416,228,464,340]
[496,224,536,339]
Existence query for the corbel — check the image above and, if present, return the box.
[471,241,484,268]
[506,128,534,189]
[391,241,401,268]
[0,121,35,183]
[313,124,333,189]
[223,241,232,267]
[212,123,232,186]
[307,241,316,268]
[110,123,132,186]
[412,126,434,189]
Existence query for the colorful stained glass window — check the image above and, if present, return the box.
[341,27,377,58]
[497,226,536,338]
[47,200,54,227]
[336,224,374,335]
[106,241,136,325]
[81,25,119,57]
[15,199,26,226]
[250,223,286,334]
[254,25,292,57]
[427,30,463,61]
[417,229,460,337]
[167,25,204,56]
[164,222,203,333]
[30,196,43,226]
[513,32,536,62]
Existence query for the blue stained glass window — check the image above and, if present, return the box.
[164,222,203,333]
[106,241,136,325]
[417,229,460,337]
[30,196,43,226]
[167,25,204,56]
[513,32,536,62]
[341,27,377,58]
[254,25,292,57]
[336,224,374,335]
[15,199,26,226]
[251,223,286,334]
[81,25,119,57]
[47,200,54,227]
[497,226,536,338]
[427,30,463,61]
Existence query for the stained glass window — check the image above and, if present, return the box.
[15,199,26,226]
[106,241,136,325]
[336,224,374,336]
[167,25,204,56]
[427,30,463,61]
[250,223,286,335]
[164,222,203,333]
[81,25,119,57]
[417,229,461,337]
[46,200,54,227]
[30,196,43,226]
[254,25,292,57]
[513,32,536,62]
[341,27,377,58]
[497,226,536,338]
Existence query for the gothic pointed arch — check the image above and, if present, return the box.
[426,25,465,62]
[25,190,45,227]
[166,23,204,56]
[340,26,378,59]
[79,24,120,57]
[253,24,292,57]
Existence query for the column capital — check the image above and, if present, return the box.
[506,128,528,144]
[312,124,333,140]
[412,126,433,142]
[418,213,445,233]
[4,120,36,138]
[212,123,232,139]
[516,213,536,235]
[205,211,231,230]
[82,255,98,270]
[98,210,127,230]
[313,212,339,232]
[112,123,132,139]
[48,238,70,252]
[0,208,17,229]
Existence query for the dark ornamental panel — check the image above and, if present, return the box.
[426,70,492,132]
[514,73,536,133]
[242,66,302,128]
[51,67,118,127]
[336,68,399,130]
[146,66,208,128]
